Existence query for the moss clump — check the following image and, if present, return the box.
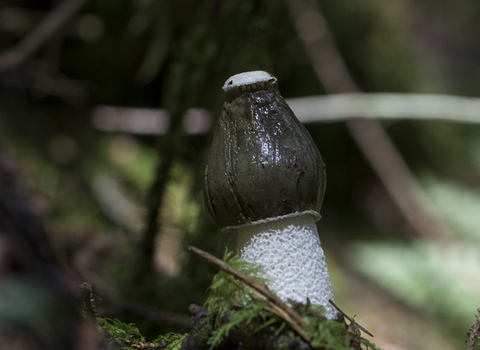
[98,317,145,349]
[200,250,273,347]
[198,249,382,350]
[89,249,381,350]
[97,317,187,350]
[152,332,189,350]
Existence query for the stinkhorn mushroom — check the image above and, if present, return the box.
[204,70,336,319]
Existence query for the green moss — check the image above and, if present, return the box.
[361,338,381,350]
[95,249,381,350]
[97,317,187,350]
[200,250,382,350]
[152,332,189,350]
[307,316,351,350]
[200,249,273,348]
[98,317,145,349]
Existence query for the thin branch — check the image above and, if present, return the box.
[328,299,373,337]
[91,92,480,137]
[134,101,187,280]
[134,138,176,281]
[187,245,312,344]
[80,282,98,320]
[285,0,453,241]
[466,309,480,350]
[132,343,166,349]
[287,93,480,124]
[92,92,480,137]
[0,0,90,72]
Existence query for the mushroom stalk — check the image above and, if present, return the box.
[238,214,336,319]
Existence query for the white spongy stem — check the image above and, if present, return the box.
[238,214,337,319]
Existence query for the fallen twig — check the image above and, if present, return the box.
[132,342,166,349]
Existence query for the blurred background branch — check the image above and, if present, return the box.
[0,0,90,72]
[466,309,480,350]
[90,93,480,137]
[287,93,480,124]
[286,0,453,241]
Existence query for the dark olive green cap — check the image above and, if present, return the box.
[204,71,326,231]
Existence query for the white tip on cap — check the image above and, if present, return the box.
[222,70,277,91]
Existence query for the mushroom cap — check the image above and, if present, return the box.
[204,71,326,231]
[222,71,277,91]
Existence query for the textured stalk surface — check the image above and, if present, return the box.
[238,214,336,319]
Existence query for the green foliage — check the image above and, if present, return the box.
[92,251,381,350]
[152,332,189,350]
[306,316,351,350]
[292,304,350,350]
[203,250,269,316]
[300,303,382,350]
[201,250,381,350]
[98,318,187,350]
[201,249,273,347]
[349,239,479,338]
[208,300,277,348]
[361,338,382,350]
[98,317,145,349]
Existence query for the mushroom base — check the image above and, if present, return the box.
[238,214,336,319]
